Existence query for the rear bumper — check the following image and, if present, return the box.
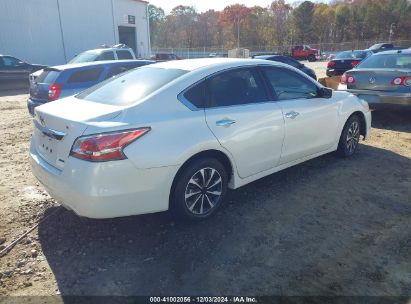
[347,90,411,107]
[27,98,48,116]
[29,140,178,219]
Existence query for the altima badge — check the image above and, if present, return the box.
[369,77,376,84]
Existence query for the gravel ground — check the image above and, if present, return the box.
[0,81,410,297]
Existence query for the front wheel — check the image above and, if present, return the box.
[337,115,361,157]
[171,158,228,222]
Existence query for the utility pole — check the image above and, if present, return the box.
[236,13,240,49]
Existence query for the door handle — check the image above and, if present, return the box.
[216,119,236,127]
[284,111,299,119]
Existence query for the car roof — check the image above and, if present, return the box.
[47,60,153,71]
[374,49,411,55]
[149,58,284,72]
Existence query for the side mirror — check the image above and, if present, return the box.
[319,87,332,99]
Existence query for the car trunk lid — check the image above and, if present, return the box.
[347,69,411,91]
[32,97,123,170]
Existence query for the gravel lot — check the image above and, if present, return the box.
[0,64,410,297]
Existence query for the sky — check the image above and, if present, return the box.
[148,0,300,14]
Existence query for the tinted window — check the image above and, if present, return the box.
[105,65,130,79]
[208,68,268,107]
[116,50,133,60]
[3,56,20,67]
[36,70,60,84]
[358,54,411,69]
[96,51,115,61]
[77,67,187,106]
[262,67,318,100]
[183,81,205,108]
[281,57,300,68]
[67,67,104,83]
[335,51,367,59]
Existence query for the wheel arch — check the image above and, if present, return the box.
[347,111,367,138]
[169,149,235,203]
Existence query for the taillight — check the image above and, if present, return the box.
[391,76,411,86]
[351,60,360,67]
[48,84,62,101]
[70,128,150,162]
[327,61,336,68]
[340,73,355,85]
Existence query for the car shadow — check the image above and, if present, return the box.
[38,143,411,297]
[371,109,411,133]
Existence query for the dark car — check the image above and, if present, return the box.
[326,50,372,77]
[366,43,407,54]
[150,53,182,62]
[27,60,153,115]
[339,49,411,108]
[0,55,47,84]
[253,55,317,80]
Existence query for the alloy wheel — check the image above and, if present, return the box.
[184,167,223,215]
[346,121,360,154]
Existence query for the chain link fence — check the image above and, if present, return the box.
[151,40,411,60]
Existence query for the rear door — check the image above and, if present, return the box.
[261,66,339,165]
[204,67,284,178]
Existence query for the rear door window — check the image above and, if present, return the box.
[207,68,269,107]
[116,50,133,60]
[67,67,104,83]
[96,51,115,61]
[182,81,206,108]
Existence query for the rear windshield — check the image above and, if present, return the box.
[358,54,411,69]
[334,51,368,59]
[36,70,60,84]
[68,51,99,63]
[76,66,187,106]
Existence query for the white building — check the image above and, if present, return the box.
[0,0,151,65]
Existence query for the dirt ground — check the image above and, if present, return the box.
[0,75,410,297]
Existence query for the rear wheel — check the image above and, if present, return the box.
[171,158,228,221]
[307,55,316,62]
[337,115,361,157]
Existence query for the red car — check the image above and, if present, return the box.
[291,45,318,62]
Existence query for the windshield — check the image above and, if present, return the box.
[68,51,99,63]
[76,66,188,106]
[358,53,411,69]
[334,51,367,59]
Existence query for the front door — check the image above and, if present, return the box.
[204,67,285,178]
[261,66,339,165]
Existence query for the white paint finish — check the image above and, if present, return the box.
[29,59,372,218]
[278,97,340,164]
[0,0,150,65]
[205,102,284,178]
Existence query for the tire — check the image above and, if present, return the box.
[308,55,316,62]
[337,115,362,157]
[171,157,228,222]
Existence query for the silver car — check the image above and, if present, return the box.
[338,49,411,107]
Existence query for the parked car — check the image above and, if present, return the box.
[150,53,182,61]
[366,43,407,54]
[338,49,411,107]
[27,60,153,115]
[291,45,319,62]
[254,55,317,80]
[30,58,371,221]
[68,44,136,64]
[0,54,47,82]
[326,50,372,77]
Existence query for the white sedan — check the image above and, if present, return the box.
[30,58,371,221]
